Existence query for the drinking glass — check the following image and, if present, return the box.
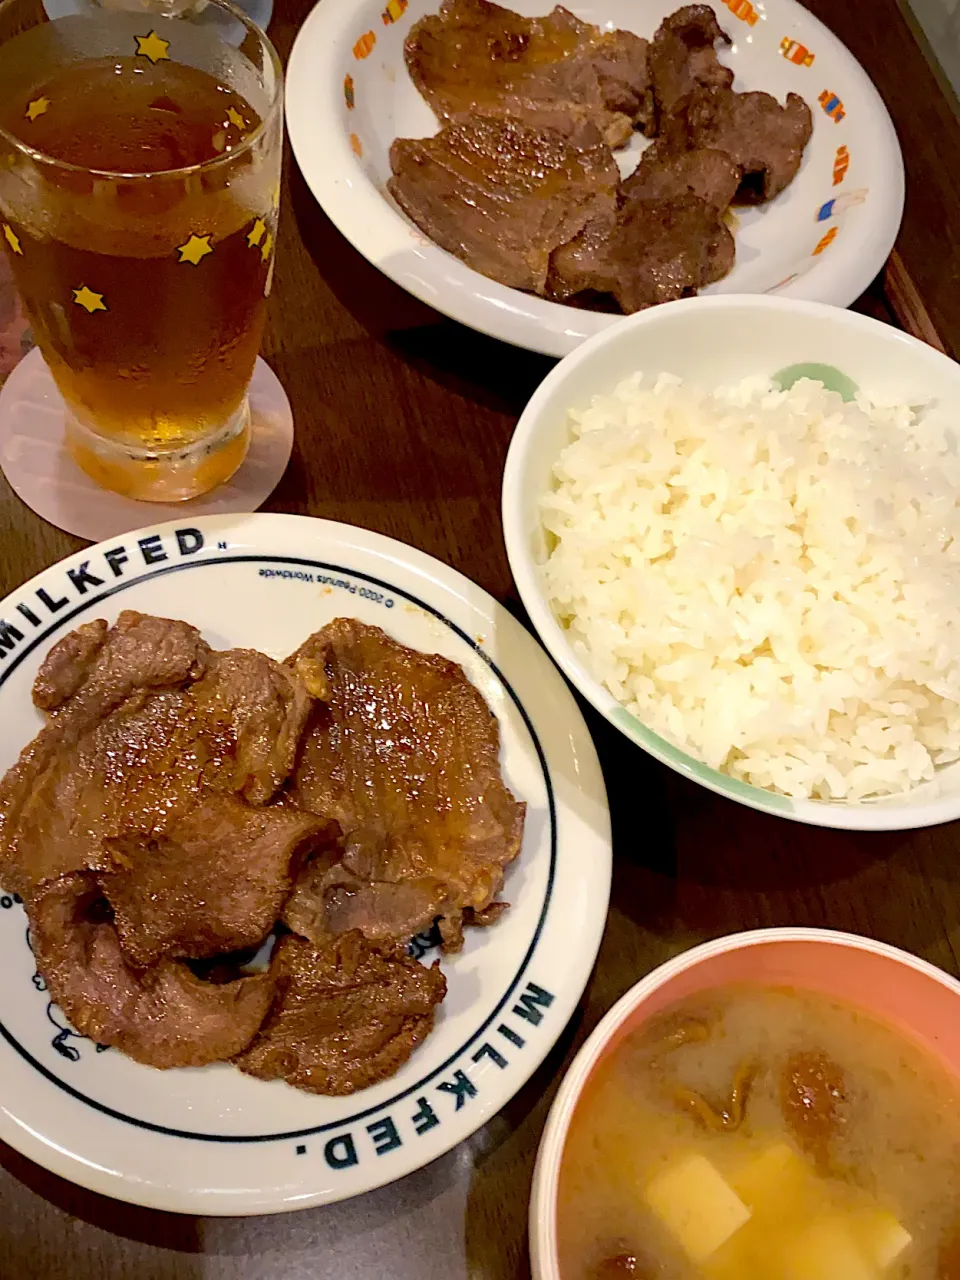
[0,0,283,501]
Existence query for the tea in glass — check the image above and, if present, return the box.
[0,0,283,500]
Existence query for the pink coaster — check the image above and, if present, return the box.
[0,348,294,540]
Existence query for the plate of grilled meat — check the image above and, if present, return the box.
[287,0,903,355]
[0,513,610,1213]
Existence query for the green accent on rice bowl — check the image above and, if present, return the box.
[773,363,859,402]
[540,372,960,802]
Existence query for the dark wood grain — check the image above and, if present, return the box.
[883,247,948,353]
[1,0,960,1276]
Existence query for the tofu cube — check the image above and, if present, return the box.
[732,1142,818,1215]
[782,1218,879,1280]
[645,1153,752,1264]
[852,1209,912,1270]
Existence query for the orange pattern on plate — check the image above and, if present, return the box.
[353,31,376,59]
[833,145,850,185]
[813,226,839,255]
[721,0,758,24]
[780,38,814,66]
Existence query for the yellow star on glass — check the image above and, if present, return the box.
[25,97,50,122]
[177,234,213,266]
[135,30,170,63]
[226,106,245,130]
[247,217,266,249]
[260,231,273,263]
[2,223,22,256]
[73,286,107,314]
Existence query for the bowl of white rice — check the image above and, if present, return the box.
[502,294,960,829]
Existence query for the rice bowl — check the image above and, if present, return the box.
[502,295,960,829]
[541,372,960,801]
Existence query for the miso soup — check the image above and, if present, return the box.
[557,987,960,1279]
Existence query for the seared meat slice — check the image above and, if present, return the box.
[607,192,735,305]
[27,873,274,1069]
[284,861,451,949]
[649,5,733,125]
[549,191,734,310]
[236,932,446,1095]
[190,649,313,806]
[284,619,525,949]
[700,208,736,283]
[33,611,208,717]
[102,797,334,969]
[547,204,618,301]
[389,110,619,294]
[0,611,209,895]
[665,87,813,201]
[0,614,314,912]
[32,618,109,711]
[586,28,656,141]
[406,0,654,147]
[624,143,741,211]
[496,27,654,150]
[438,902,511,950]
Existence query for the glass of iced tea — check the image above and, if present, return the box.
[0,0,282,501]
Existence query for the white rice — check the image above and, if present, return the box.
[540,373,960,801]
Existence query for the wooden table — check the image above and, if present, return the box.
[1,0,959,1274]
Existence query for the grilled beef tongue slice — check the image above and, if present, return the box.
[0,612,207,896]
[648,4,733,126]
[101,798,336,969]
[405,0,654,146]
[284,618,525,950]
[0,612,313,911]
[549,190,734,310]
[389,108,619,294]
[235,931,447,1095]
[661,86,813,201]
[623,142,741,211]
[31,618,111,711]
[26,872,275,1069]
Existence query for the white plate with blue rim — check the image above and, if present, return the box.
[286,0,904,357]
[0,512,611,1214]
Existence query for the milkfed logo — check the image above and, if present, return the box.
[0,527,206,667]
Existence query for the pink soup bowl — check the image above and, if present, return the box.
[529,927,960,1280]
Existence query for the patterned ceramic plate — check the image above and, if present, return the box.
[0,513,611,1213]
[286,0,904,357]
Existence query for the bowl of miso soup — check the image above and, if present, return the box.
[531,928,960,1280]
